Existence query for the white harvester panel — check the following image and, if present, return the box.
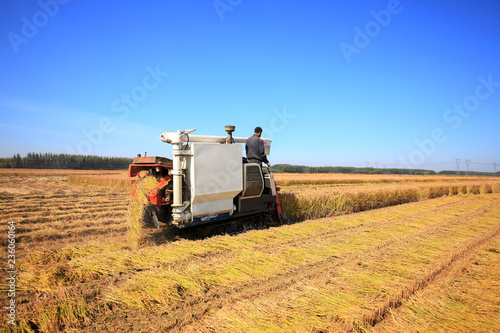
[189,143,243,218]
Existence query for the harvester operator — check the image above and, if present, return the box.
[245,127,270,167]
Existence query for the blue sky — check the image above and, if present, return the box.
[1,0,499,172]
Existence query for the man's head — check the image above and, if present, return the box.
[254,126,263,137]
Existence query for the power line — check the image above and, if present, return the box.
[469,161,495,165]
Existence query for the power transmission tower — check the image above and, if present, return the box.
[375,161,379,169]
[456,158,461,174]
[365,161,370,168]
[495,162,497,173]
[465,159,470,174]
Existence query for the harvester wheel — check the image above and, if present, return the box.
[144,205,160,229]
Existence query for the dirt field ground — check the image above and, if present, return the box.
[1,170,499,332]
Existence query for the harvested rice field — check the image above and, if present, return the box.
[1,170,499,332]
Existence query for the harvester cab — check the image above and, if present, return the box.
[128,126,282,230]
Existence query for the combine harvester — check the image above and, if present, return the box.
[129,126,283,234]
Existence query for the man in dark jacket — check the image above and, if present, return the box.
[245,127,270,166]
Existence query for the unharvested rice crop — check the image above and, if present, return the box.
[0,169,123,176]
[280,181,500,221]
[67,173,130,189]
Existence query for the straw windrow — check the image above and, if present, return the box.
[127,175,159,250]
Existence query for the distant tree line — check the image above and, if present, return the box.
[437,170,500,177]
[270,164,500,176]
[0,153,132,170]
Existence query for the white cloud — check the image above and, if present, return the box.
[0,96,99,123]
[0,122,71,137]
